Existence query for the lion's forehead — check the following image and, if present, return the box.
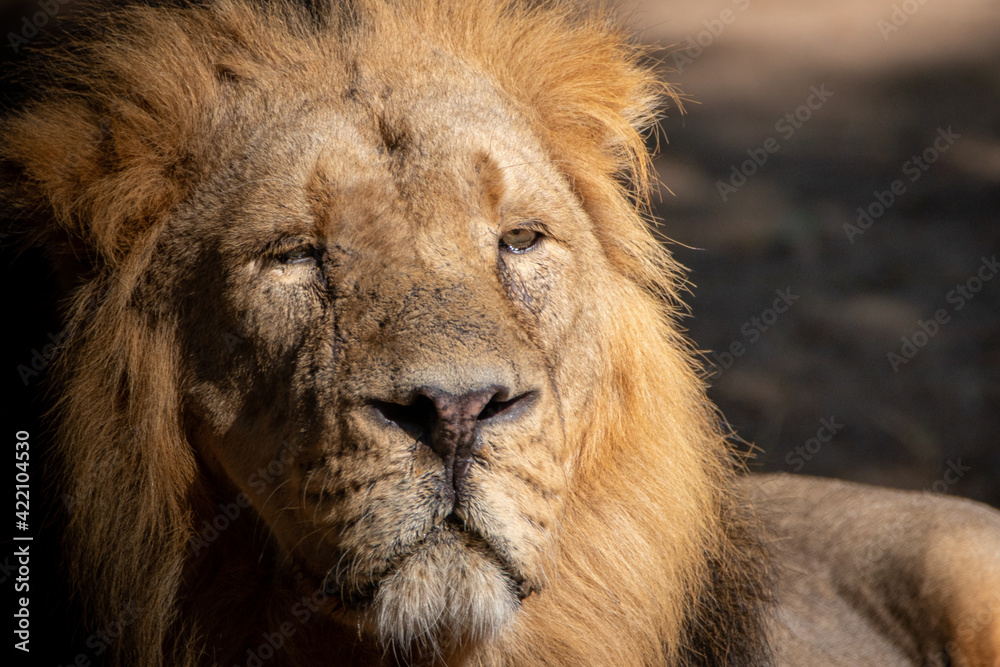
[210,60,573,247]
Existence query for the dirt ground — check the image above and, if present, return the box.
[633,0,1000,504]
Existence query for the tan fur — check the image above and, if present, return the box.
[4,2,997,666]
[2,1,768,665]
[747,474,1000,667]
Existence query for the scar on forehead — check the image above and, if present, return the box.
[377,114,409,156]
[475,152,504,220]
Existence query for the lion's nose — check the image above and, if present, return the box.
[371,386,535,497]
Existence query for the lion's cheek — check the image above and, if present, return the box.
[463,475,559,585]
[228,279,325,360]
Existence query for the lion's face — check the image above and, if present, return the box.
[2,1,778,664]
[164,52,616,647]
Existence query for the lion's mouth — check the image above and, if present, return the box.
[303,521,532,614]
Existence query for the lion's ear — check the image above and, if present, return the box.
[1,6,217,274]
[423,1,667,207]
[4,100,183,269]
[487,9,666,204]
[3,104,111,286]
[453,2,680,296]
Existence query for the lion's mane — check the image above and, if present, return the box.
[2,1,770,664]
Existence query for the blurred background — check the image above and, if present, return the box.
[629,0,1000,504]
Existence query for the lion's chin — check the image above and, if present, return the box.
[366,528,521,651]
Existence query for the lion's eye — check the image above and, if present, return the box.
[500,228,541,253]
[278,244,319,265]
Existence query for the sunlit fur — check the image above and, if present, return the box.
[1,1,769,665]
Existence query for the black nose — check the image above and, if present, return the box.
[371,386,533,498]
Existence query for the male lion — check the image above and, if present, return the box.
[2,0,999,665]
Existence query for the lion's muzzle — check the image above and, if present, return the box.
[368,385,537,502]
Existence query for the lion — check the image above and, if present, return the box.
[2,1,998,665]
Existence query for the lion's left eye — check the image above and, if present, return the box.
[278,244,319,265]
[500,228,541,253]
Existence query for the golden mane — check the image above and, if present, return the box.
[2,1,768,664]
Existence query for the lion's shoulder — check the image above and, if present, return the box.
[745,473,1000,666]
